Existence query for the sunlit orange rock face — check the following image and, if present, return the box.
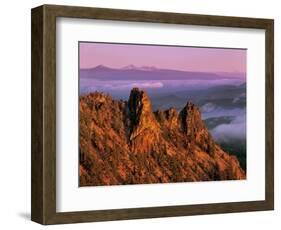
[79,88,245,186]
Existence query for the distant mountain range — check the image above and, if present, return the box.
[80,65,246,81]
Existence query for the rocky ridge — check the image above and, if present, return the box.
[79,88,245,186]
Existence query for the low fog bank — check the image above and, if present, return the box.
[210,113,246,142]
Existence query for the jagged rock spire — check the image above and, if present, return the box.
[128,88,160,140]
[180,101,205,138]
[127,88,161,154]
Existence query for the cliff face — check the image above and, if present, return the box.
[79,88,245,186]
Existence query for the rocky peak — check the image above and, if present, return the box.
[128,88,151,125]
[164,107,178,120]
[155,107,179,130]
[128,88,160,139]
[180,102,205,138]
[179,102,216,155]
[79,92,112,112]
[127,88,160,153]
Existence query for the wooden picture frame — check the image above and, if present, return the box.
[31,4,274,225]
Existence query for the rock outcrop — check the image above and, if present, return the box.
[79,88,245,186]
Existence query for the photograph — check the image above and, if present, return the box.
[30,4,274,224]
[79,42,247,186]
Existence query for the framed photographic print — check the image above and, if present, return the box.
[31,4,274,225]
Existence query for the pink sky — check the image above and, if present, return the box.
[79,42,246,73]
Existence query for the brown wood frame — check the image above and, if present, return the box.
[31,4,274,225]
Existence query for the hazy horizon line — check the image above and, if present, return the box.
[79,64,246,75]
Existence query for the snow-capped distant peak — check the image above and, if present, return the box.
[138,66,159,71]
[122,65,159,71]
[122,64,138,70]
